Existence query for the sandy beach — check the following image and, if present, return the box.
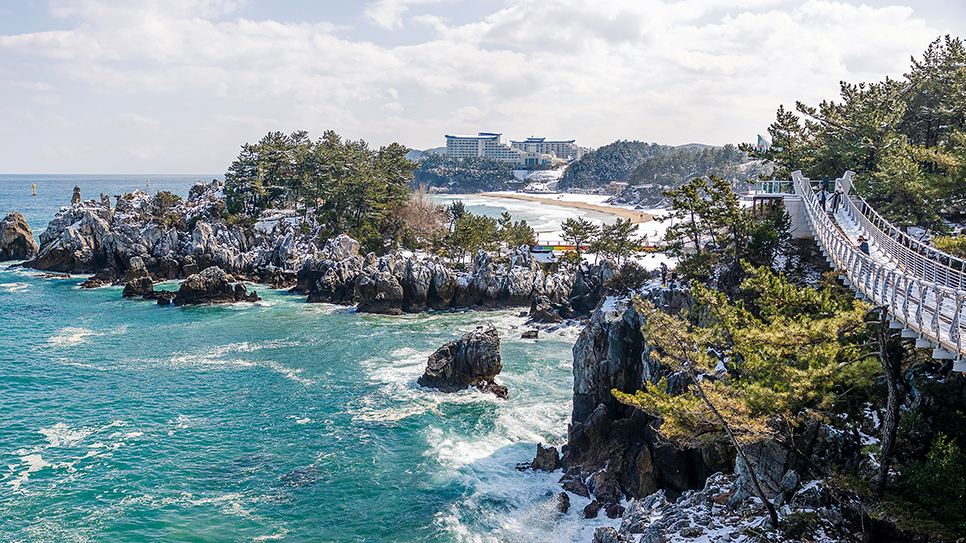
[480,192,656,224]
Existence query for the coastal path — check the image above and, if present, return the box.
[792,171,966,371]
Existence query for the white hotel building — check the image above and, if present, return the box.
[444,133,585,166]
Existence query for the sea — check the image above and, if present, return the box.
[0,175,620,542]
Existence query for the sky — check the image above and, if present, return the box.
[0,0,963,174]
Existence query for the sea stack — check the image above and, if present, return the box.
[0,212,39,261]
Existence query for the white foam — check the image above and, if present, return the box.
[0,281,31,293]
[47,327,101,347]
[7,453,51,492]
[40,422,90,447]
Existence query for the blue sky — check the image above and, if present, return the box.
[1,0,963,174]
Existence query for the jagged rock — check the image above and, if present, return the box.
[477,380,508,399]
[620,498,650,534]
[173,266,260,306]
[531,443,561,472]
[590,469,624,504]
[303,255,363,304]
[122,277,154,298]
[521,329,538,339]
[560,472,591,498]
[71,186,81,205]
[79,267,117,289]
[401,259,434,312]
[417,325,502,392]
[529,295,563,323]
[604,502,625,519]
[583,500,602,519]
[680,526,704,538]
[563,290,719,504]
[557,492,570,514]
[590,526,632,543]
[28,200,113,273]
[122,256,149,283]
[0,212,38,261]
[321,233,359,261]
[355,269,405,315]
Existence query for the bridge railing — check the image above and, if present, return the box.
[793,171,965,358]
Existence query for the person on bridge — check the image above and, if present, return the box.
[831,189,843,213]
[858,236,870,255]
[819,188,828,211]
[822,175,831,192]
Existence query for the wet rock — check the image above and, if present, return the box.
[557,492,570,514]
[154,291,176,305]
[79,267,118,289]
[417,325,502,393]
[604,502,625,519]
[591,526,632,543]
[561,475,591,498]
[531,443,561,472]
[122,276,154,298]
[0,212,38,261]
[71,186,81,205]
[173,266,260,306]
[477,380,508,399]
[590,469,624,504]
[521,329,538,339]
[355,268,405,315]
[583,500,602,519]
[529,295,563,323]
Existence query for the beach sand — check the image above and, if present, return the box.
[480,192,656,224]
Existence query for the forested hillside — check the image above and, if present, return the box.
[558,140,669,189]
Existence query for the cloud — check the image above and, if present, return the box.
[0,0,948,173]
[363,0,449,30]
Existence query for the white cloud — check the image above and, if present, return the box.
[363,0,448,30]
[0,0,950,172]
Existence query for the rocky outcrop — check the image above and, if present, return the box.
[417,324,503,394]
[561,290,726,510]
[0,212,38,261]
[172,266,260,306]
[27,181,316,286]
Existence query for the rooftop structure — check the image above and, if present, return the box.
[444,133,581,166]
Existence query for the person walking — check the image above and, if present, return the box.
[819,188,827,211]
[857,236,870,255]
[660,262,668,285]
[822,175,831,192]
[831,189,842,213]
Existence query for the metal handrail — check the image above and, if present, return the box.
[793,171,965,359]
[842,190,966,291]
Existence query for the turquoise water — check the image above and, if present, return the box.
[0,176,609,542]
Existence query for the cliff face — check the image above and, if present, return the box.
[562,289,733,504]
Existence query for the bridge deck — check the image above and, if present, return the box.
[793,171,965,370]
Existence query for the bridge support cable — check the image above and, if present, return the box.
[792,171,966,369]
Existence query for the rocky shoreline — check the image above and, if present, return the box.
[10,182,612,317]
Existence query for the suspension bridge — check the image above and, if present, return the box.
[785,171,966,371]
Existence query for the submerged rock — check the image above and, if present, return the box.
[417,324,503,394]
[0,212,38,261]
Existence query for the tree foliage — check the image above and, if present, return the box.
[559,140,670,189]
[614,266,877,526]
[661,175,791,279]
[223,130,416,253]
[413,154,515,193]
[743,35,966,231]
